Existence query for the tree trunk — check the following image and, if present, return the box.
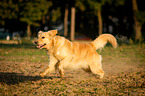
[70,7,75,41]
[98,9,103,35]
[46,13,50,29]
[64,5,68,37]
[27,24,31,39]
[42,15,45,24]
[132,0,142,42]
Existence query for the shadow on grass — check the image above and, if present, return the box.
[0,72,53,85]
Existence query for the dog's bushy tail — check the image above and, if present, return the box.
[91,34,117,50]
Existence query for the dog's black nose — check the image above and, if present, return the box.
[34,41,38,44]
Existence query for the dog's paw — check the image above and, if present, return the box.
[40,73,45,78]
[60,74,64,78]
[99,73,104,79]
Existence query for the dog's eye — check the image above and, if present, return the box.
[42,37,45,39]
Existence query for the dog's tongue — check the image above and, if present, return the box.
[37,45,40,48]
[36,44,46,49]
[37,45,42,49]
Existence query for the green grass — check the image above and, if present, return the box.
[0,44,48,63]
[1,43,144,62]
[101,44,145,64]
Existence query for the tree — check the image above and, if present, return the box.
[0,0,19,25]
[64,3,69,37]
[87,0,126,35]
[132,0,145,42]
[87,0,107,35]
[52,8,61,22]
[75,0,86,29]
[63,0,86,41]
[20,0,52,38]
[70,7,75,41]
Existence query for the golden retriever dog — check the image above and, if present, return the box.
[34,30,117,79]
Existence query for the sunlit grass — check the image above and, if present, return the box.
[0,44,48,63]
[0,43,144,64]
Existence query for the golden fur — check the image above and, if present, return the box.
[34,30,117,79]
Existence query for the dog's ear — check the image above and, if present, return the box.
[49,30,57,36]
[38,31,43,36]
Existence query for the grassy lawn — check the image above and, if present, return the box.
[0,42,145,95]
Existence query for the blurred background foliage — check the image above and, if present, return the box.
[0,0,145,43]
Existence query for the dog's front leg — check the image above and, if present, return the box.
[40,55,58,77]
[58,64,64,78]
[57,57,71,78]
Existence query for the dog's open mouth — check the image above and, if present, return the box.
[37,43,46,49]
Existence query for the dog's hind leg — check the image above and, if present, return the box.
[89,54,104,79]
[89,63,104,79]
[89,55,104,79]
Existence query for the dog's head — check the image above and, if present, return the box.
[34,30,57,49]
